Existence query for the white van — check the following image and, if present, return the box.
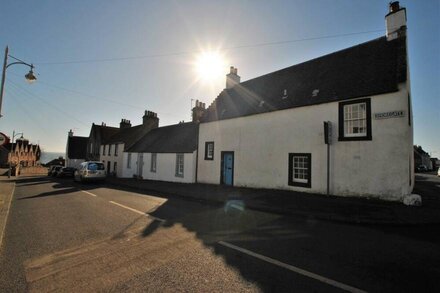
[74,161,106,182]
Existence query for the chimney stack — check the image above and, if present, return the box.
[119,118,132,129]
[385,1,406,41]
[142,110,159,129]
[192,99,206,122]
[68,129,73,137]
[226,66,240,89]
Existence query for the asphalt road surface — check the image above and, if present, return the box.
[1,176,439,292]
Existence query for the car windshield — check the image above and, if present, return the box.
[88,163,105,171]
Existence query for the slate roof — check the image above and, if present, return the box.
[93,124,119,141]
[103,125,149,150]
[203,36,407,122]
[127,122,198,153]
[67,136,88,159]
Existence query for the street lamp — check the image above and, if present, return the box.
[0,46,37,118]
[8,130,24,178]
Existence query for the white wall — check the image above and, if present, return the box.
[122,152,137,178]
[122,151,197,183]
[101,143,124,177]
[198,86,413,201]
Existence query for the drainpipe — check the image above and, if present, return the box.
[195,123,199,183]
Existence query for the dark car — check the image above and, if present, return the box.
[416,165,428,172]
[51,166,63,177]
[57,167,75,178]
[48,165,62,176]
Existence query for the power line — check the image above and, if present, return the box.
[4,85,48,133]
[8,72,184,118]
[6,79,89,126]
[35,79,183,119]
[34,29,385,65]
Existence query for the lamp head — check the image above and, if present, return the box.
[25,65,37,84]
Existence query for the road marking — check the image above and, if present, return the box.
[218,241,367,293]
[81,190,97,197]
[109,201,165,222]
[0,184,15,251]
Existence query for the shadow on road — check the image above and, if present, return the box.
[13,175,440,292]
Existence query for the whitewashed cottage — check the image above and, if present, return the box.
[101,111,159,177]
[197,2,413,201]
[122,121,199,183]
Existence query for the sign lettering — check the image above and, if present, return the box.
[374,110,405,119]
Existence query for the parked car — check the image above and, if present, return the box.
[51,166,63,177]
[57,167,76,178]
[74,161,106,182]
[437,168,440,177]
[416,165,428,172]
[48,165,61,176]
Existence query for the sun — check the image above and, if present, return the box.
[194,51,226,82]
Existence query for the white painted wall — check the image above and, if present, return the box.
[101,143,124,177]
[122,152,137,178]
[122,151,197,183]
[198,86,413,201]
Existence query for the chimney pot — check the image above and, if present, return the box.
[389,1,400,12]
[226,66,241,89]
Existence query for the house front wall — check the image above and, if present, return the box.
[198,85,413,201]
[101,143,124,177]
[122,151,196,183]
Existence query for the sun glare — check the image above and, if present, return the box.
[194,51,226,82]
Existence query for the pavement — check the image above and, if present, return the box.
[0,177,15,250]
[104,172,440,225]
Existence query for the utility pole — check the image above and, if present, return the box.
[0,46,37,118]
[0,46,8,117]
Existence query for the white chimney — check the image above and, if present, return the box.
[226,66,240,89]
[385,1,407,41]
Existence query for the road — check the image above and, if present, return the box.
[1,176,439,292]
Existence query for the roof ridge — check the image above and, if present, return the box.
[233,36,386,89]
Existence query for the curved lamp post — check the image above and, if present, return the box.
[8,130,24,178]
[0,46,37,118]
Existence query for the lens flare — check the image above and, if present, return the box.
[194,51,226,82]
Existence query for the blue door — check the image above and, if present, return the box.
[221,152,234,186]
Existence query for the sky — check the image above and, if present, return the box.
[0,0,439,156]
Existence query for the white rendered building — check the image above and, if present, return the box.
[197,3,413,201]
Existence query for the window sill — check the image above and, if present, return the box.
[338,135,372,141]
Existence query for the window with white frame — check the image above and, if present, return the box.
[344,103,366,136]
[205,142,214,160]
[108,144,111,156]
[151,153,157,173]
[175,154,184,177]
[102,145,106,156]
[338,98,371,141]
[127,153,131,168]
[114,144,118,156]
[288,153,311,188]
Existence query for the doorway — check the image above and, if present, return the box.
[221,151,234,186]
